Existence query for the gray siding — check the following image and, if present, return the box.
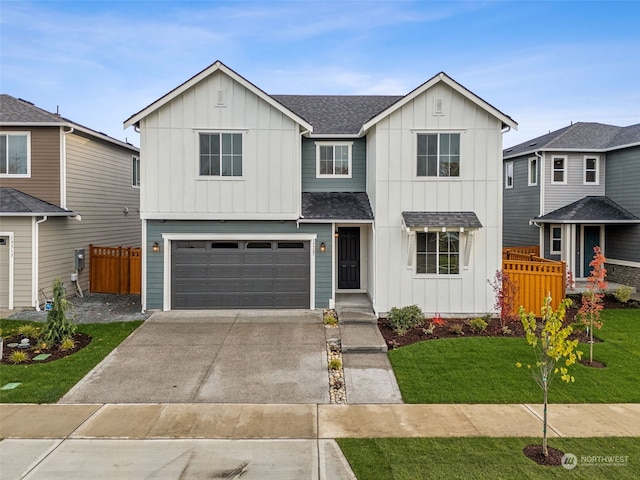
[604,145,640,262]
[302,137,366,192]
[146,220,332,310]
[503,155,540,246]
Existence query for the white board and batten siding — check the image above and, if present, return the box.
[370,82,505,316]
[140,70,302,220]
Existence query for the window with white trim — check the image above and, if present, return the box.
[199,132,243,177]
[505,161,514,188]
[132,155,140,187]
[551,226,562,254]
[315,142,352,177]
[416,232,460,275]
[584,155,599,184]
[417,133,460,177]
[0,132,30,177]
[528,157,538,186]
[551,156,566,184]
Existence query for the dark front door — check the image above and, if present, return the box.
[338,227,360,289]
[582,226,601,277]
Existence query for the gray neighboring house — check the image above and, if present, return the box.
[0,94,141,310]
[503,122,640,288]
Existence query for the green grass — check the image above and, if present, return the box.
[0,320,142,403]
[388,309,640,403]
[338,437,639,480]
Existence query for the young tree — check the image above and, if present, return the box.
[41,277,77,346]
[517,296,581,457]
[488,270,519,329]
[578,246,608,364]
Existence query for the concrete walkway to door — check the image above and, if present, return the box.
[60,310,330,404]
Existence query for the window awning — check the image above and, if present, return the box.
[402,211,482,231]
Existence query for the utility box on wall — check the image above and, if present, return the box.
[74,249,85,271]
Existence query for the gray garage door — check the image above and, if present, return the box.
[171,240,310,309]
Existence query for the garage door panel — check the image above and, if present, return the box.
[172,240,310,309]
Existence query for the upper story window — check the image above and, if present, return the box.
[416,231,459,275]
[528,157,538,186]
[199,132,243,177]
[132,155,140,188]
[0,132,30,177]
[584,156,599,184]
[551,156,567,184]
[316,142,352,178]
[417,133,460,177]
[505,161,514,189]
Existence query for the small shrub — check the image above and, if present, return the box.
[422,324,436,336]
[329,358,342,370]
[9,350,30,364]
[387,305,424,336]
[448,323,464,335]
[614,286,633,303]
[468,317,488,334]
[41,277,77,346]
[500,325,512,335]
[323,311,338,326]
[17,324,41,339]
[59,337,76,351]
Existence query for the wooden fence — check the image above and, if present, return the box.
[89,245,141,295]
[503,247,566,313]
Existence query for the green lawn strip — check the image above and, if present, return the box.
[388,309,640,404]
[0,320,142,403]
[337,437,638,480]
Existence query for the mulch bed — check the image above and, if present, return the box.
[523,444,565,466]
[1,333,92,364]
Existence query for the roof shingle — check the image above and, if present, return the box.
[0,187,77,216]
[301,192,373,220]
[532,196,640,224]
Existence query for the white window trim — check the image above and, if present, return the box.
[583,155,600,185]
[0,131,31,178]
[415,131,462,179]
[505,161,514,189]
[315,141,353,178]
[414,229,463,276]
[550,225,562,254]
[132,155,140,188]
[551,155,567,185]
[528,157,538,186]
[195,130,246,180]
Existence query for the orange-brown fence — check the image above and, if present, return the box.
[503,247,566,313]
[502,245,540,258]
[89,245,141,295]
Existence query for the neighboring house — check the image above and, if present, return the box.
[124,61,516,316]
[0,94,141,310]
[503,122,640,288]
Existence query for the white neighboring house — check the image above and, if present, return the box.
[124,61,517,316]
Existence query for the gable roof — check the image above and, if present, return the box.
[124,61,313,132]
[532,196,640,224]
[360,72,517,135]
[504,122,640,159]
[0,187,78,217]
[0,94,138,152]
[272,95,402,136]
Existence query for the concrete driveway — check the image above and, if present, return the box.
[60,310,330,404]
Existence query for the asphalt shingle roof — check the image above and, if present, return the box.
[0,187,77,216]
[0,94,66,124]
[402,211,483,229]
[301,192,374,220]
[533,196,640,224]
[504,122,640,157]
[272,95,402,135]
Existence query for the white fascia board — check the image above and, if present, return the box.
[297,219,374,224]
[606,258,640,268]
[1,211,78,217]
[532,219,640,224]
[162,232,317,241]
[306,133,361,139]
[503,144,640,160]
[140,212,301,221]
[124,61,313,133]
[359,72,517,136]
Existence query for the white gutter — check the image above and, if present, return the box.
[535,151,544,216]
[61,127,74,209]
[32,216,48,310]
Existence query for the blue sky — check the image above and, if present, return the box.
[1,0,639,147]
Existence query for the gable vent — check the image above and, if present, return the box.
[215,89,227,107]
[434,97,443,115]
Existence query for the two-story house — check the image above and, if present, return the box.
[124,61,516,316]
[503,122,640,288]
[0,95,141,310]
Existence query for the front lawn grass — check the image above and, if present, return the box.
[388,309,640,403]
[0,320,142,403]
[338,437,638,480]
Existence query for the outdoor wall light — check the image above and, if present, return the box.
[334,230,339,238]
[152,241,160,253]
[319,242,326,253]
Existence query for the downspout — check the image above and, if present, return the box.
[61,127,74,209]
[33,216,48,310]
[535,151,544,256]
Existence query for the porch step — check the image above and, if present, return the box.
[340,324,388,353]
[336,306,377,324]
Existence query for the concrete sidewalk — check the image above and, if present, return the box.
[2,403,639,479]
